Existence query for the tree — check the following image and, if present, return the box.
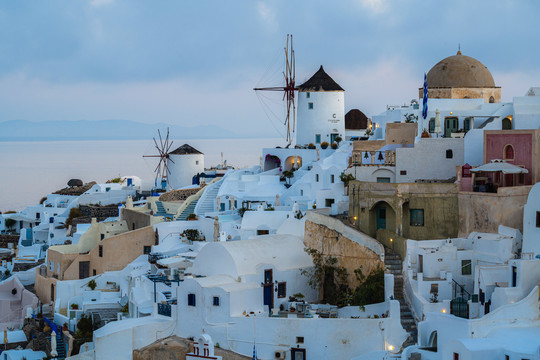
[282,170,294,185]
[340,172,356,195]
[5,218,16,230]
[404,113,418,123]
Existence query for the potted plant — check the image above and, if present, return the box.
[331,142,338,149]
[87,279,97,291]
[186,213,197,221]
[421,129,431,138]
[320,141,329,149]
[335,136,342,144]
[308,143,316,149]
[70,303,79,310]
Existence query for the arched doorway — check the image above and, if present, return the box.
[428,331,438,350]
[263,154,281,172]
[369,201,396,236]
[502,116,512,130]
[284,156,302,171]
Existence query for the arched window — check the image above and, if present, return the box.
[504,144,515,160]
[502,117,512,130]
[489,96,495,103]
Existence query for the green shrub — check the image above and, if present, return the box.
[87,279,97,290]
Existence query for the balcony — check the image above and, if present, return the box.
[351,150,396,166]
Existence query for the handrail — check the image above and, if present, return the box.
[194,178,223,215]
[174,178,220,219]
[452,278,471,300]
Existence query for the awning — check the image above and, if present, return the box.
[471,160,528,174]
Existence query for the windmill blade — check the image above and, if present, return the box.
[158,129,164,153]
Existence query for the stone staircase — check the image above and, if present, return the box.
[177,201,198,221]
[385,247,417,349]
[195,180,222,216]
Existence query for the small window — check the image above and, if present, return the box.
[36,212,40,219]
[99,245,103,257]
[446,149,453,159]
[315,134,321,144]
[308,102,314,110]
[462,260,472,275]
[93,269,96,276]
[196,160,199,165]
[430,284,438,294]
[306,92,310,99]
[504,145,514,160]
[49,261,54,271]
[188,293,196,306]
[537,211,540,228]
[106,187,111,192]
[331,174,335,183]
[325,199,335,207]
[213,296,220,306]
[464,118,471,132]
[315,174,319,182]
[410,209,424,226]
[300,190,304,196]
[377,177,390,183]
[429,118,435,133]
[101,234,105,241]
[400,170,407,176]
[278,282,286,298]
[257,229,269,235]
[296,336,304,344]
[143,246,152,254]
[57,263,60,274]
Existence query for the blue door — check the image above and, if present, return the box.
[263,269,273,312]
[127,178,133,186]
[376,206,386,230]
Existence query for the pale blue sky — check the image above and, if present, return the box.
[0,0,539,138]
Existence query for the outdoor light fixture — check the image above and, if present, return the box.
[353,216,357,220]
[388,345,395,351]
[441,309,447,313]
[390,238,393,242]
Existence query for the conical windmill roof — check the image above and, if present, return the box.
[169,144,203,155]
[298,66,344,92]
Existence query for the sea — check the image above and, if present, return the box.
[0,138,282,212]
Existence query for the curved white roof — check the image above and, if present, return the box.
[191,235,312,279]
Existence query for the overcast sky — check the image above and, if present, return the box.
[1,0,539,139]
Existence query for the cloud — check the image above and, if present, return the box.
[89,0,114,7]
[257,2,278,32]
[358,0,388,14]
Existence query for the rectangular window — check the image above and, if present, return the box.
[49,260,54,271]
[36,212,40,219]
[143,246,152,254]
[264,269,273,284]
[277,282,286,298]
[429,118,435,133]
[410,209,424,226]
[377,177,390,183]
[325,199,335,207]
[196,160,199,165]
[308,102,314,110]
[306,92,310,99]
[400,170,407,175]
[57,263,60,274]
[99,245,103,257]
[315,174,319,182]
[446,149,453,159]
[462,259,472,275]
[430,283,438,294]
[464,118,471,132]
[453,353,459,360]
[537,211,540,228]
[257,229,269,235]
[315,134,321,144]
[93,269,96,276]
[213,296,220,306]
[296,336,304,344]
[188,293,196,306]
[106,187,111,192]
[331,174,335,183]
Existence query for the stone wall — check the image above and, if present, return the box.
[458,185,531,236]
[349,181,459,240]
[133,335,251,360]
[159,187,203,202]
[79,205,120,218]
[304,211,384,291]
[121,208,151,230]
[0,234,19,248]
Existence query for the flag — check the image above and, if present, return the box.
[252,344,257,360]
[422,73,428,119]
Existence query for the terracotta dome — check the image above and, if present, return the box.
[426,51,495,88]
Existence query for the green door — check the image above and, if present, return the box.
[376,206,387,230]
[444,117,459,137]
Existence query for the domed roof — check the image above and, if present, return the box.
[345,109,368,130]
[426,51,496,88]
